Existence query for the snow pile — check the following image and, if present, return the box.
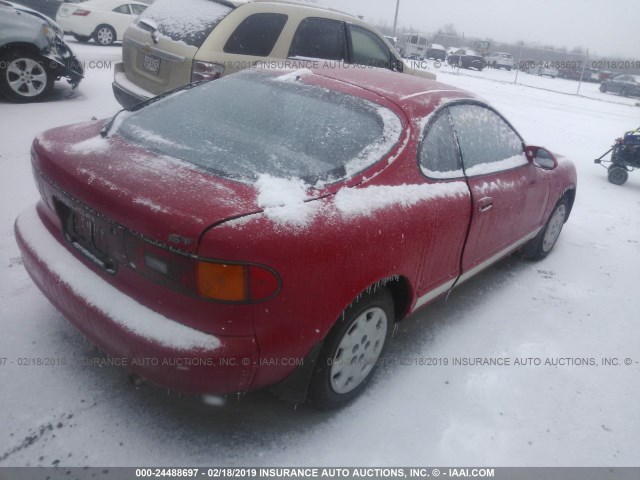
[16,207,220,352]
[255,174,318,227]
[465,154,528,176]
[334,181,469,217]
[66,136,110,155]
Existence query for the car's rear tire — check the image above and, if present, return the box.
[308,288,394,410]
[621,88,629,97]
[0,50,54,102]
[522,199,569,260]
[600,84,607,93]
[94,24,116,46]
[608,165,629,185]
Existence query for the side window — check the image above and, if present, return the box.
[289,18,345,61]
[419,110,463,179]
[112,4,131,14]
[449,104,526,176]
[130,4,147,15]
[348,25,391,69]
[224,13,288,57]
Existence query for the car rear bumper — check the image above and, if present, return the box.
[55,15,94,36]
[15,203,258,394]
[112,62,152,108]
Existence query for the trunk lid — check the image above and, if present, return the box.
[33,121,259,255]
[122,23,198,96]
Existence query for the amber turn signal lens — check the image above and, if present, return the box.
[196,262,247,302]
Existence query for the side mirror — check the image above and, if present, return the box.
[392,56,404,73]
[525,145,557,170]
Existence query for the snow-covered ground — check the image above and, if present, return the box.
[0,40,639,467]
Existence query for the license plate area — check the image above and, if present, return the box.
[142,53,161,75]
[53,198,118,274]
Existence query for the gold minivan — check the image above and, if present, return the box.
[112,0,436,108]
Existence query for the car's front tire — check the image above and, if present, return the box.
[522,199,569,260]
[308,288,394,410]
[0,50,54,102]
[94,24,116,46]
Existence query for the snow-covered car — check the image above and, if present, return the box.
[0,2,83,102]
[486,51,514,71]
[447,48,486,71]
[56,0,148,45]
[425,43,446,61]
[112,0,435,108]
[599,74,640,97]
[16,66,576,409]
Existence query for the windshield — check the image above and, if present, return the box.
[116,71,402,184]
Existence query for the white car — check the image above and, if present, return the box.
[56,0,148,45]
[486,51,514,71]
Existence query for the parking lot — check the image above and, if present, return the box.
[0,40,639,467]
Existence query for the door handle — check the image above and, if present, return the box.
[478,196,493,212]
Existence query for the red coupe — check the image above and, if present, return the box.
[15,66,577,409]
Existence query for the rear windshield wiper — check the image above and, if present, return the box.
[100,81,207,138]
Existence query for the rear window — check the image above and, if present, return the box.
[116,72,402,183]
[139,0,233,48]
[224,13,288,57]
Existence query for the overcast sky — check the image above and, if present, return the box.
[313,0,639,58]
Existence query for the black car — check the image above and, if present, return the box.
[447,48,485,71]
[600,75,640,97]
[425,43,446,61]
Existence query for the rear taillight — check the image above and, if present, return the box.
[196,262,280,303]
[125,232,280,303]
[191,61,224,82]
[72,9,91,16]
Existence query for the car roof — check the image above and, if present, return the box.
[233,0,356,19]
[279,66,477,118]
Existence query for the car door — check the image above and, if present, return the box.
[288,17,347,62]
[345,24,393,70]
[414,109,472,308]
[448,103,532,277]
